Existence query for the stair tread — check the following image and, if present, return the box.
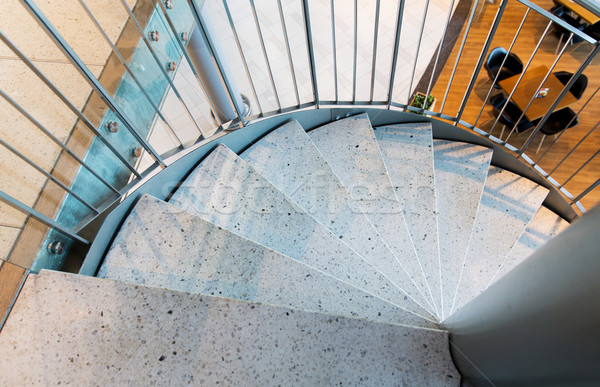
[452,167,549,313]
[0,270,460,385]
[307,114,435,316]
[99,194,434,328]
[240,120,434,315]
[169,145,435,321]
[433,140,493,320]
[373,122,442,317]
[489,206,569,287]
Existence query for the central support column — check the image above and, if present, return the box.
[187,3,246,123]
[444,204,600,386]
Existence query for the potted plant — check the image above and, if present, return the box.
[409,92,436,115]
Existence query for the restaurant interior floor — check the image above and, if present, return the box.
[431,0,600,211]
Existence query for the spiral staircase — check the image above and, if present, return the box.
[0,113,573,385]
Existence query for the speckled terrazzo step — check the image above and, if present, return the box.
[98,194,434,328]
[373,123,442,318]
[169,145,436,321]
[0,270,459,386]
[240,120,434,315]
[307,114,436,316]
[488,206,569,287]
[451,167,549,314]
[433,140,493,320]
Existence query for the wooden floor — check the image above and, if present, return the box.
[0,263,27,326]
[431,0,600,211]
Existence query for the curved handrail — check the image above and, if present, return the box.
[0,0,598,273]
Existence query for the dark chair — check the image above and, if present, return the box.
[540,107,578,135]
[534,107,579,152]
[552,12,586,52]
[583,21,600,41]
[489,94,535,140]
[485,47,524,89]
[553,71,588,99]
[551,3,565,17]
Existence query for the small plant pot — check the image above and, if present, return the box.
[409,92,436,116]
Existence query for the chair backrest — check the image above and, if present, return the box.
[491,96,521,127]
[503,53,523,74]
[553,71,588,99]
[553,71,572,85]
[503,101,524,126]
[583,21,600,40]
[486,47,508,72]
[540,108,578,135]
[551,3,564,16]
[494,98,535,132]
[489,94,504,107]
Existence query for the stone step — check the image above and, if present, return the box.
[307,114,436,316]
[99,194,435,328]
[240,120,434,315]
[0,270,460,385]
[433,140,493,320]
[489,206,569,287]
[452,167,549,314]
[373,122,442,317]
[169,145,436,321]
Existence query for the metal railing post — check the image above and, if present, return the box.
[0,31,142,178]
[424,0,457,108]
[518,44,600,157]
[301,0,319,107]
[504,32,574,143]
[440,0,481,114]
[249,0,281,111]
[186,0,247,126]
[0,89,120,195]
[571,178,600,205]
[407,0,432,103]
[277,0,300,107]
[387,0,406,108]
[0,138,99,214]
[330,0,339,102]
[220,0,262,115]
[488,21,553,135]
[78,0,185,147]
[117,0,204,135]
[454,0,509,124]
[536,86,599,164]
[474,8,529,129]
[369,0,381,102]
[352,0,358,103]
[157,0,223,130]
[0,191,90,246]
[21,0,166,168]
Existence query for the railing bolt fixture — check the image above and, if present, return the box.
[149,30,160,41]
[180,32,189,42]
[47,240,65,256]
[166,61,176,72]
[131,147,142,158]
[164,0,173,9]
[105,121,119,133]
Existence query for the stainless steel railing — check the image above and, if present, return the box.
[0,0,598,273]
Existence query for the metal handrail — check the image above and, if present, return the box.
[1,0,599,272]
